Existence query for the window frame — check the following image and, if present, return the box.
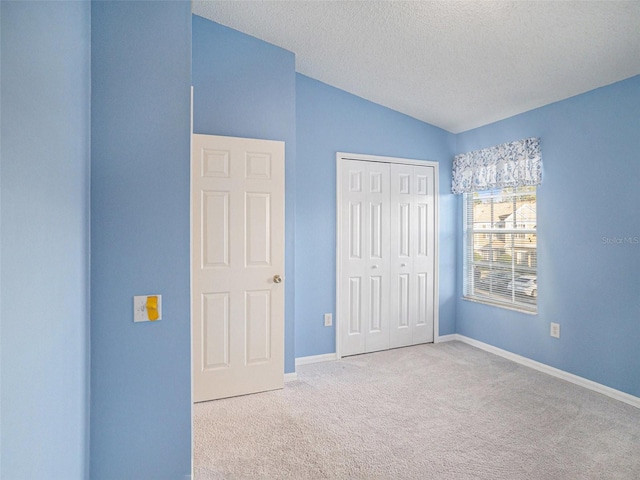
[462,186,538,314]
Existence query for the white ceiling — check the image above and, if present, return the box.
[192,1,640,134]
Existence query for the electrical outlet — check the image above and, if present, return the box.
[550,322,560,338]
[324,313,332,327]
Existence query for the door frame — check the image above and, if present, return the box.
[335,152,440,359]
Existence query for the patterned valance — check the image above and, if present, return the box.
[452,137,542,194]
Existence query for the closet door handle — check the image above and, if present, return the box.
[401,263,408,267]
[372,265,379,269]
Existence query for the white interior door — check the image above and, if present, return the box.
[390,164,435,348]
[192,134,285,402]
[340,160,391,356]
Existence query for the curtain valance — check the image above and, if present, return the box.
[451,137,542,194]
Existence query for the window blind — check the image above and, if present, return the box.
[464,186,537,312]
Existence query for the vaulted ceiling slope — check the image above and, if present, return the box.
[192,1,640,133]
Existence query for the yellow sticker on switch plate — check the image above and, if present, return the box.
[146,296,159,321]
[134,295,162,322]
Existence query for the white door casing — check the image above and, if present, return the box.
[339,160,391,356]
[336,153,439,358]
[192,134,285,402]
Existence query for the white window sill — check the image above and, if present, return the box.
[462,296,538,315]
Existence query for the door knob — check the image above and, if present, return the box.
[273,274,283,284]
[401,263,408,267]
[372,265,379,269]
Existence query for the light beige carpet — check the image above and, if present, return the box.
[194,341,640,479]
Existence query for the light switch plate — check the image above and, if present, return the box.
[134,295,162,322]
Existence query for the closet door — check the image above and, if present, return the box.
[389,164,435,348]
[340,160,391,356]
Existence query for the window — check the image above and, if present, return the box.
[452,136,542,312]
[464,186,537,312]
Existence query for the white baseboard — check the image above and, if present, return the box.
[284,372,298,382]
[295,352,338,367]
[452,334,640,409]
[435,333,459,343]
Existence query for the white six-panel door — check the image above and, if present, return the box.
[390,164,435,348]
[192,134,285,402]
[338,156,436,357]
[340,160,391,356]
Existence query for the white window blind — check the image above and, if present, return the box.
[464,186,537,313]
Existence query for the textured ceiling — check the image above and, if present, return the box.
[192,1,640,133]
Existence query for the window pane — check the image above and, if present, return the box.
[464,186,537,312]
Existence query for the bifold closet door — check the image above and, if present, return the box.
[389,164,435,348]
[340,160,391,356]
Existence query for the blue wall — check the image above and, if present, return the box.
[90,2,192,478]
[2,6,638,477]
[190,16,458,366]
[192,16,297,373]
[295,74,457,357]
[455,75,640,397]
[0,1,91,477]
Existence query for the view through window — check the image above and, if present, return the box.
[464,186,537,312]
